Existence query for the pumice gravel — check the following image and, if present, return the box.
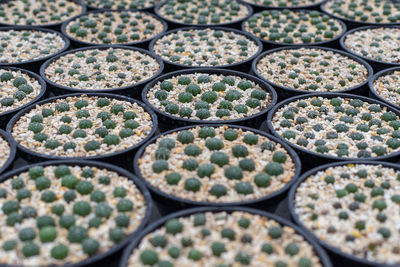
[42,46,161,91]
[0,0,84,26]
[292,162,400,265]
[342,26,400,65]
[0,28,68,65]
[136,125,299,203]
[63,10,166,46]
[0,163,148,266]
[85,0,162,10]
[145,70,274,121]
[242,0,326,8]
[322,0,400,24]
[371,68,400,108]
[10,94,154,158]
[156,0,251,26]
[269,94,400,159]
[125,209,324,267]
[0,134,10,171]
[254,47,370,92]
[243,9,344,45]
[0,68,43,115]
[151,27,261,68]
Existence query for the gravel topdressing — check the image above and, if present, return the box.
[373,70,400,107]
[157,0,250,25]
[152,28,260,67]
[0,69,42,115]
[0,134,10,170]
[243,0,324,7]
[343,27,400,64]
[11,95,154,158]
[0,29,66,64]
[146,72,273,121]
[65,11,165,45]
[85,0,161,10]
[244,10,343,44]
[0,0,83,26]
[256,48,369,92]
[271,96,400,158]
[0,164,147,266]
[44,48,161,90]
[323,0,400,23]
[294,163,400,264]
[138,125,296,203]
[127,211,323,267]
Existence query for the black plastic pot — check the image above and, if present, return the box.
[0,67,47,129]
[288,160,400,267]
[133,124,301,215]
[321,1,400,30]
[252,46,374,100]
[0,129,16,175]
[6,93,158,170]
[85,0,160,13]
[241,9,347,50]
[368,66,400,110]
[0,0,86,31]
[239,0,327,12]
[39,45,164,98]
[142,68,278,131]
[119,206,333,267]
[61,10,168,49]
[340,26,400,72]
[0,26,70,73]
[0,159,152,267]
[149,26,263,72]
[154,0,254,30]
[266,93,400,171]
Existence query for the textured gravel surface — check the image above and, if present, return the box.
[0,164,147,266]
[271,96,400,158]
[152,28,260,67]
[127,211,323,266]
[373,70,400,107]
[0,29,66,64]
[294,163,400,264]
[12,95,154,157]
[0,134,10,170]
[85,0,161,10]
[138,125,296,203]
[0,0,83,26]
[44,48,160,90]
[242,0,324,7]
[256,48,369,92]
[343,27,400,64]
[147,72,272,121]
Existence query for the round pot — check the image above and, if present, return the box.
[119,206,333,267]
[85,0,161,13]
[0,129,16,175]
[369,66,400,110]
[0,26,70,73]
[321,0,400,30]
[142,68,278,131]
[266,92,400,171]
[154,0,254,30]
[0,0,86,31]
[6,92,158,169]
[133,124,301,215]
[0,159,152,267]
[149,26,263,72]
[61,10,168,49]
[252,46,373,100]
[0,66,47,129]
[239,0,327,12]
[288,160,400,267]
[39,45,164,98]
[340,25,400,72]
[241,9,347,50]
